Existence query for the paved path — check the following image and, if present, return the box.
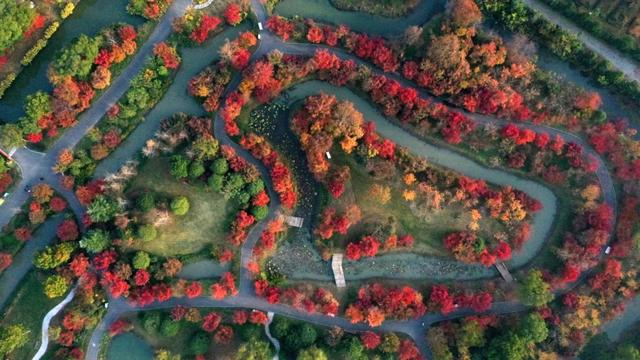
[522,0,640,84]
[265,312,281,360]
[33,285,77,360]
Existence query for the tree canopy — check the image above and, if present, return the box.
[0,0,36,52]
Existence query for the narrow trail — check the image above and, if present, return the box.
[33,286,77,360]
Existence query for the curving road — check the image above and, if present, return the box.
[0,0,623,359]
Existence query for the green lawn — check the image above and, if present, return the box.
[327,151,507,256]
[1,271,58,360]
[127,156,233,257]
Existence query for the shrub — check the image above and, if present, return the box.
[79,229,110,253]
[60,2,75,19]
[137,224,158,241]
[251,205,269,220]
[132,251,151,269]
[43,275,69,298]
[170,155,189,179]
[170,196,190,215]
[211,158,229,175]
[208,174,224,191]
[136,192,156,212]
[160,318,180,337]
[189,161,206,179]
[142,311,162,334]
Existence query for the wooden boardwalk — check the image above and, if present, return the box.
[495,262,514,283]
[279,214,304,228]
[331,254,346,288]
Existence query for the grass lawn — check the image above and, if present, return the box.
[127,156,234,257]
[0,271,58,360]
[326,151,508,257]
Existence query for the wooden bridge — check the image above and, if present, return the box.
[495,262,514,283]
[278,213,304,228]
[331,254,346,288]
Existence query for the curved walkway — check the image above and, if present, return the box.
[265,312,281,359]
[33,286,77,360]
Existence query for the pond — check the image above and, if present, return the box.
[178,259,230,279]
[107,332,153,360]
[274,0,445,36]
[0,0,143,123]
[268,81,557,281]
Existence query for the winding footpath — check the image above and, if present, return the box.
[33,286,77,360]
[0,0,625,359]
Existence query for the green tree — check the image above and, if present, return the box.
[339,336,366,360]
[143,312,162,334]
[380,333,400,353]
[137,192,156,212]
[43,275,69,298]
[459,319,485,349]
[235,338,273,360]
[80,229,110,253]
[137,224,158,241]
[189,161,206,179]
[208,174,224,192]
[34,242,75,270]
[240,324,262,341]
[518,313,548,344]
[284,323,317,352]
[579,333,610,360]
[211,158,229,175]
[297,346,327,360]
[189,331,209,355]
[24,92,51,121]
[247,180,265,196]
[133,251,151,269]
[251,206,269,220]
[271,317,291,339]
[170,155,189,179]
[615,344,640,360]
[518,270,552,307]
[191,136,219,160]
[160,318,181,337]
[170,196,190,216]
[223,173,246,199]
[0,324,29,356]
[51,34,101,79]
[485,333,527,360]
[87,195,119,222]
[0,124,26,148]
[0,1,36,52]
